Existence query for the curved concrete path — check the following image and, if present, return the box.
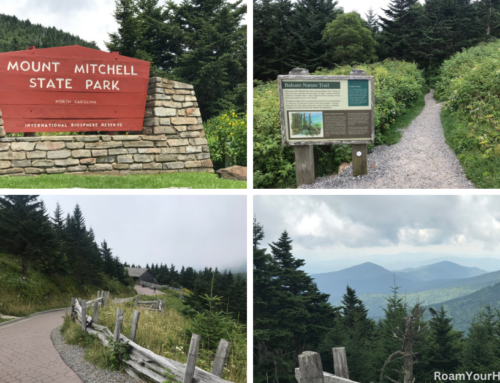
[0,309,82,383]
[134,284,165,296]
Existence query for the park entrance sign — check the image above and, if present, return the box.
[0,46,150,133]
[278,68,375,186]
[278,74,375,145]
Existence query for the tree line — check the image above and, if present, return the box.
[0,13,99,52]
[126,261,247,322]
[0,195,130,288]
[254,219,500,383]
[106,0,247,119]
[254,0,500,82]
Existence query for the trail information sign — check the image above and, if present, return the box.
[0,45,150,133]
[278,75,375,146]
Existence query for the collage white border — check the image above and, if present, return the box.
[3,1,500,382]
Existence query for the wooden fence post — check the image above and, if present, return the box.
[93,301,99,325]
[288,68,316,187]
[211,339,231,377]
[71,297,75,319]
[81,300,87,332]
[130,310,141,342]
[350,69,368,176]
[113,308,124,342]
[332,347,349,379]
[135,296,140,306]
[298,351,324,383]
[183,334,201,383]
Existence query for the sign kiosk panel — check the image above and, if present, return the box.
[0,45,151,133]
[278,75,375,146]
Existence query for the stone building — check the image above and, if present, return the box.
[126,267,158,284]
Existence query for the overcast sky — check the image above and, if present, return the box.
[37,195,246,272]
[254,195,500,273]
[0,0,246,51]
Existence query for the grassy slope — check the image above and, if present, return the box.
[0,252,136,317]
[61,287,246,383]
[441,108,497,188]
[0,172,246,189]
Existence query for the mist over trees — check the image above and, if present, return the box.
[253,218,500,383]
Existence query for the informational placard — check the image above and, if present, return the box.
[278,75,375,145]
[0,45,151,133]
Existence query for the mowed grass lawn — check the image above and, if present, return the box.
[0,172,246,189]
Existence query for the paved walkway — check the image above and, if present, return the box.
[134,284,165,296]
[0,309,83,383]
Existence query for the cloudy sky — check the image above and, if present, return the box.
[0,0,246,51]
[38,195,246,272]
[254,195,500,273]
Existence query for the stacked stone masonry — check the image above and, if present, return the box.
[0,77,214,176]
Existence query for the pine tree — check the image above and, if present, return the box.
[254,0,297,80]
[289,0,344,71]
[0,195,62,282]
[106,0,141,58]
[365,7,379,35]
[426,306,462,379]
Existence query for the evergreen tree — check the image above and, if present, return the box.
[365,7,379,35]
[170,0,247,117]
[426,306,462,379]
[462,305,500,376]
[0,195,62,282]
[254,0,297,80]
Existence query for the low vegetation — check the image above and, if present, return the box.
[204,110,247,171]
[253,59,427,188]
[435,40,500,188]
[0,252,135,317]
[61,288,246,383]
[0,172,246,189]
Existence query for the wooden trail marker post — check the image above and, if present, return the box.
[278,68,374,186]
[93,301,99,325]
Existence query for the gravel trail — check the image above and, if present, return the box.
[301,91,475,189]
[51,326,139,383]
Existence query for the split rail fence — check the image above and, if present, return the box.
[295,348,360,383]
[71,292,232,383]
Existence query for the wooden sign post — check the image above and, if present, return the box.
[278,68,374,186]
[0,45,150,134]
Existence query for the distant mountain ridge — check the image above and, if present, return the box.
[0,13,99,53]
[311,261,491,302]
[313,261,500,332]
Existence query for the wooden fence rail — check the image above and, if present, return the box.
[294,348,360,383]
[71,293,232,383]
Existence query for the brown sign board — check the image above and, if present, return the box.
[0,45,151,133]
[278,75,375,146]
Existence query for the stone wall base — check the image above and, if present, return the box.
[0,134,213,177]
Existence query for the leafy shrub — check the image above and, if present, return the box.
[253,60,426,188]
[204,110,247,171]
[435,40,500,159]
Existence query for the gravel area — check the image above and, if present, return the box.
[301,91,475,189]
[51,325,140,383]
